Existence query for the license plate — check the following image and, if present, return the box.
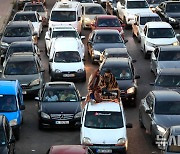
[55,121,69,124]
[96,149,112,153]
[63,74,75,77]
[22,91,27,94]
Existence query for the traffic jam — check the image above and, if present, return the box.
[0,0,180,153]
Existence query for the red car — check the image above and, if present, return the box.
[47,145,94,154]
[91,15,125,40]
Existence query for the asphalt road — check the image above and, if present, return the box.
[12,0,180,154]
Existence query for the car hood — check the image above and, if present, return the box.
[3,74,40,85]
[127,8,151,15]
[147,38,177,45]
[154,86,180,92]
[0,146,8,154]
[1,36,32,44]
[1,111,20,122]
[82,127,126,144]
[117,79,135,91]
[154,114,180,128]
[158,61,180,69]
[41,102,81,114]
[93,43,126,52]
[83,15,105,20]
[166,12,180,19]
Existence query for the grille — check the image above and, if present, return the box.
[62,71,76,74]
[51,114,74,120]
[93,144,115,146]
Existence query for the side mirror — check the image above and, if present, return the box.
[88,40,92,44]
[45,37,50,40]
[145,109,151,114]
[35,97,40,101]
[81,36,85,40]
[124,39,128,44]
[91,23,95,27]
[78,17,81,21]
[135,75,140,79]
[20,104,25,110]
[81,96,86,101]
[126,123,133,128]
[49,59,53,62]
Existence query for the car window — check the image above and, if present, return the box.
[140,17,161,25]
[4,27,31,37]
[0,95,17,112]
[97,18,120,27]
[127,1,149,8]
[14,14,37,22]
[147,28,174,38]
[51,11,76,22]
[24,5,45,12]
[85,6,106,15]
[95,34,123,43]
[159,51,180,61]
[166,3,180,13]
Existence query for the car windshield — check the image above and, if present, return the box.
[97,18,120,27]
[73,0,93,3]
[167,136,180,152]
[147,0,164,4]
[54,51,81,63]
[85,6,106,15]
[166,3,180,13]
[0,95,17,112]
[14,14,37,22]
[155,101,180,115]
[4,61,38,75]
[24,5,45,12]
[0,130,6,146]
[147,28,174,38]
[51,11,76,22]
[155,75,180,87]
[42,89,78,102]
[4,27,31,37]
[140,17,161,25]
[101,67,132,80]
[127,1,149,8]
[85,111,124,129]
[52,31,79,38]
[159,51,180,61]
[95,34,123,43]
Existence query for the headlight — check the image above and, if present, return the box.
[0,42,9,48]
[116,138,127,146]
[55,69,61,73]
[30,79,40,86]
[93,50,101,56]
[173,41,179,46]
[9,119,17,126]
[74,112,82,119]
[84,17,90,22]
[127,87,135,94]
[146,41,155,47]
[82,137,92,145]
[157,125,166,134]
[77,69,84,73]
[41,112,50,119]
[169,17,176,22]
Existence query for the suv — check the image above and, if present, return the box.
[0,21,38,61]
[99,57,140,106]
[0,80,25,140]
[35,82,85,129]
[0,115,15,154]
[80,101,132,154]
[1,52,45,95]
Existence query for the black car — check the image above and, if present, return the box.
[1,52,44,95]
[99,57,140,106]
[0,115,15,154]
[155,1,180,28]
[150,68,180,91]
[1,41,40,65]
[35,82,85,129]
[87,29,127,63]
[139,90,180,144]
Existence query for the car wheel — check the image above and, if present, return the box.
[139,112,145,128]
[14,127,20,140]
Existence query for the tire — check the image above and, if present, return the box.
[14,127,20,140]
[139,112,145,128]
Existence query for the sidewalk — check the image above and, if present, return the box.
[0,0,15,33]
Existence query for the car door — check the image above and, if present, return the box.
[151,48,159,73]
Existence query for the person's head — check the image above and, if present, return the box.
[121,70,127,75]
[49,91,54,96]
[6,98,12,104]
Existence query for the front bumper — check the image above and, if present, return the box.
[120,90,137,103]
[21,84,42,95]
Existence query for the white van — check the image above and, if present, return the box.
[49,1,82,34]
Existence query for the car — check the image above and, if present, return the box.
[132,12,161,42]
[45,26,85,56]
[35,82,85,129]
[139,90,180,144]
[99,57,140,106]
[150,46,180,75]
[80,100,132,154]
[150,68,180,92]
[117,0,151,28]
[0,115,16,154]
[99,47,133,63]
[49,38,86,82]
[81,3,106,29]
[90,15,125,40]
[1,52,45,96]
[155,1,180,28]
[0,21,38,61]
[106,0,118,15]
[0,80,25,140]
[46,145,94,154]
[140,22,179,59]
[23,2,48,26]
[12,11,43,38]
[87,29,127,63]
[1,41,40,65]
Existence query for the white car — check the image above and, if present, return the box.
[80,101,132,154]
[45,26,85,56]
[140,21,179,59]
[13,11,43,38]
[117,0,151,27]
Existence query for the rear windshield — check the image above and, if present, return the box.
[166,3,180,13]
[4,27,31,37]
[52,31,79,38]
[85,6,106,15]
[95,34,123,43]
[140,16,161,25]
[24,5,45,12]
[97,18,120,27]
[0,95,17,112]
[51,11,76,22]
[159,51,180,61]
[127,1,149,8]
[14,14,37,22]
[147,28,175,38]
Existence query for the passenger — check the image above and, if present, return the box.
[120,69,130,79]
[2,97,16,111]
[45,91,58,101]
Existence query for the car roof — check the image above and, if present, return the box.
[158,46,180,52]
[87,102,122,112]
[45,82,75,90]
[7,21,31,27]
[9,41,33,47]
[49,145,88,154]
[104,48,128,54]
[163,1,180,4]
[103,57,130,67]
[93,29,119,34]
[0,80,19,95]
[96,15,118,19]
[146,21,172,28]
[81,3,102,7]
[152,90,180,102]
[159,68,180,75]
[8,52,36,62]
